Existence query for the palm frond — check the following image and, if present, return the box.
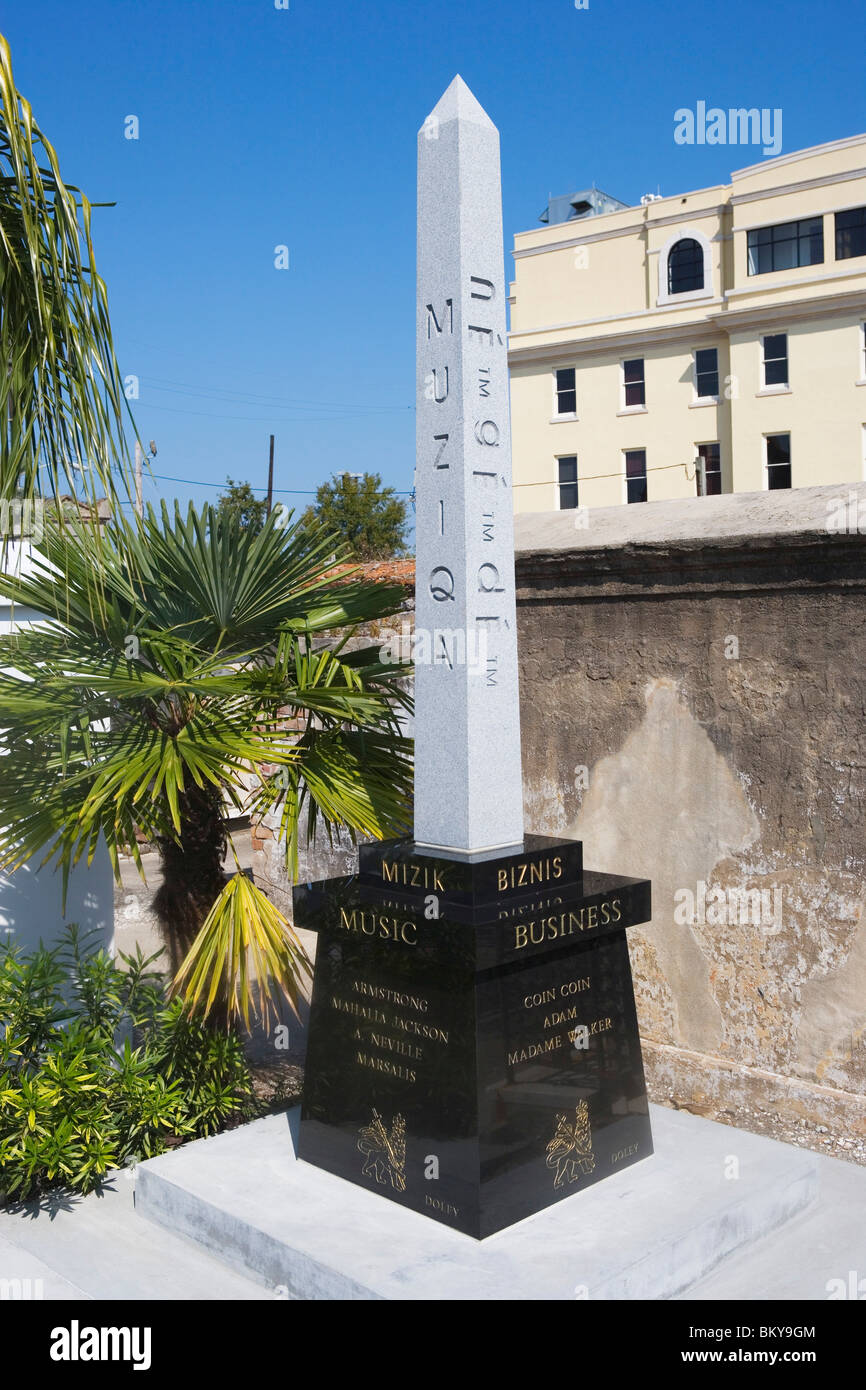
[171,873,312,1030]
[0,501,413,1027]
[0,34,133,507]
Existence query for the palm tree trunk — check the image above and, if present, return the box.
[153,783,227,975]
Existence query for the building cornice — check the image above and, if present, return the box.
[512,172,866,267]
[731,133,866,180]
[512,139,866,265]
[708,287,866,332]
[724,266,866,297]
[507,286,865,364]
[508,315,726,365]
[513,222,642,259]
[512,204,728,259]
[509,297,726,344]
[730,164,866,207]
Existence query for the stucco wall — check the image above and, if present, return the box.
[0,539,114,956]
[0,847,114,957]
[515,484,866,1154]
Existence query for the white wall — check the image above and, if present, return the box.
[0,539,114,955]
[0,851,114,955]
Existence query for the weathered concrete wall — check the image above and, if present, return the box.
[515,484,866,1158]
[250,489,866,1157]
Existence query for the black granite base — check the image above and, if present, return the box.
[294,836,652,1239]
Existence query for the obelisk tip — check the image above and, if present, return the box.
[420,75,496,135]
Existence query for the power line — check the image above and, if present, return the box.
[144,471,414,496]
[514,461,689,486]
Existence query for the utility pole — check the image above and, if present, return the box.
[266,434,275,516]
[134,440,143,518]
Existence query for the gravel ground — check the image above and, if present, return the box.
[662,1097,866,1168]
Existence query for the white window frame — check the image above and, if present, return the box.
[764,431,792,490]
[761,332,790,392]
[620,357,647,413]
[556,454,579,510]
[623,447,648,504]
[695,441,722,496]
[693,347,720,403]
[657,227,714,307]
[552,366,577,421]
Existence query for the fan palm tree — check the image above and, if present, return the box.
[0,502,413,1026]
[0,32,132,509]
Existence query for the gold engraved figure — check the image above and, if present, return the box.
[357,1109,407,1191]
[545,1102,596,1189]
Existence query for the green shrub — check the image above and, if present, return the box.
[0,926,256,1199]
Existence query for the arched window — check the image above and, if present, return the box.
[667,238,704,294]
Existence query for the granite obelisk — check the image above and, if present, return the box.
[414,76,524,857]
[295,79,654,1238]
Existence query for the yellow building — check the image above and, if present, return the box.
[508,135,866,513]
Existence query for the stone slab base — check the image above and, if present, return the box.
[134,1103,817,1300]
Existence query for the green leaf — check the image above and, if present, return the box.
[172,873,312,1031]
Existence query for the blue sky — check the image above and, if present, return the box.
[5,0,864,517]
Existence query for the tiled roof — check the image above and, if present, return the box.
[327,557,415,587]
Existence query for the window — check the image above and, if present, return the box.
[695,348,719,399]
[668,238,705,294]
[835,207,866,261]
[658,228,712,304]
[623,358,645,408]
[555,367,576,415]
[766,434,791,489]
[697,443,721,496]
[625,449,647,504]
[557,456,578,509]
[762,333,789,388]
[747,218,824,275]
[862,322,866,380]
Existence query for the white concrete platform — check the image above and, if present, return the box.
[134,1104,819,1300]
[677,1146,866,1301]
[0,1175,271,1301]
